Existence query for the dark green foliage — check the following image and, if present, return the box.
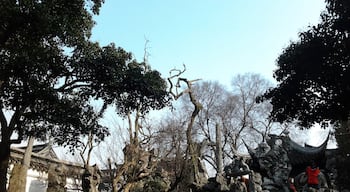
[0,0,102,47]
[0,0,106,146]
[259,0,350,189]
[335,122,350,190]
[0,0,169,147]
[326,0,350,31]
[259,17,350,127]
[115,61,171,116]
[0,0,170,190]
[0,1,103,190]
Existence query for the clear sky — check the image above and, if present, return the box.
[91,0,326,87]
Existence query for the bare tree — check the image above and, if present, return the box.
[181,74,300,166]
[94,110,127,169]
[151,109,189,191]
[228,73,274,149]
[71,103,109,192]
[188,81,237,166]
[167,65,208,189]
[229,73,306,150]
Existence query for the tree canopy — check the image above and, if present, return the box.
[259,0,350,127]
[0,1,170,191]
[259,0,350,189]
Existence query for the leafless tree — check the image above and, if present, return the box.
[150,110,190,191]
[68,102,108,192]
[152,111,187,159]
[228,73,274,149]
[229,73,307,150]
[166,65,209,189]
[178,74,303,168]
[94,110,127,169]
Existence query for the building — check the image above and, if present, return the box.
[9,143,84,192]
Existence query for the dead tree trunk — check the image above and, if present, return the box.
[168,66,204,187]
[185,83,202,185]
[113,105,157,192]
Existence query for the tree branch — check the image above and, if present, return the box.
[8,107,25,144]
[0,105,8,136]
[55,77,93,92]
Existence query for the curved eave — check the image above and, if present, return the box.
[286,134,329,165]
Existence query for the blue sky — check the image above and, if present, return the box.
[91,0,326,87]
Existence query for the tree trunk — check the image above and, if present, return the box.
[0,107,22,192]
[8,136,34,192]
[186,87,202,185]
[7,165,26,192]
[0,142,11,192]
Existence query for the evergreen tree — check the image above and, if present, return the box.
[259,0,350,189]
[0,1,170,191]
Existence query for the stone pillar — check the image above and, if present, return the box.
[215,123,229,191]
